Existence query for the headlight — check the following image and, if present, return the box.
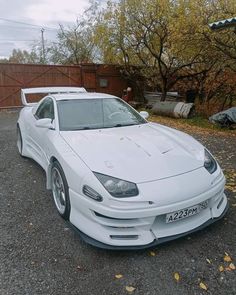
[204,149,217,174]
[94,172,139,198]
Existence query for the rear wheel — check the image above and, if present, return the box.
[51,161,71,220]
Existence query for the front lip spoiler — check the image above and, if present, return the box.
[68,201,229,250]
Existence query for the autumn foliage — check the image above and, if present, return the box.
[4,0,236,116]
[95,0,236,115]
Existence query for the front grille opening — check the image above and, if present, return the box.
[94,211,133,221]
[110,235,139,240]
[217,197,224,209]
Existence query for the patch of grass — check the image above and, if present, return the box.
[148,114,236,136]
[183,115,236,132]
[181,116,220,129]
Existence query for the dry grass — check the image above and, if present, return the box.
[149,115,236,137]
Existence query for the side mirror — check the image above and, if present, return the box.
[139,111,149,120]
[35,118,55,130]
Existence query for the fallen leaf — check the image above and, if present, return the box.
[199,282,208,291]
[149,251,156,256]
[224,254,232,262]
[174,272,180,282]
[225,267,232,271]
[115,274,123,279]
[125,286,136,293]
[229,263,235,270]
[206,258,211,264]
[219,265,224,272]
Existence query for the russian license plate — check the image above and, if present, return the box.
[166,201,208,224]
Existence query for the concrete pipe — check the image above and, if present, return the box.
[152,102,195,119]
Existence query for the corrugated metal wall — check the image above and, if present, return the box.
[0,63,128,107]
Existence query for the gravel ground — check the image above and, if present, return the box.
[0,111,235,295]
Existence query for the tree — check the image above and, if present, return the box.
[6,1,101,65]
[0,57,9,63]
[95,0,236,101]
[49,1,101,64]
[49,22,95,64]
[8,48,40,64]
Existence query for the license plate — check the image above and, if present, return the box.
[166,201,208,224]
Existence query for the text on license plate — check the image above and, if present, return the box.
[166,201,208,223]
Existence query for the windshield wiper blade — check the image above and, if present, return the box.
[69,123,139,130]
[71,126,91,130]
[113,123,137,127]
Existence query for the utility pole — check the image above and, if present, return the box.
[41,28,46,64]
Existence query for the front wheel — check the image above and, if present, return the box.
[51,161,71,220]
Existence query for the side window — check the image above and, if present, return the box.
[35,98,54,120]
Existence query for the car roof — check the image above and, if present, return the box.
[51,92,118,101]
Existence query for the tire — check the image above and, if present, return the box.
[51,161,71,220]
[17,125,23,156]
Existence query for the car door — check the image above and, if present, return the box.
[30,97,55,170]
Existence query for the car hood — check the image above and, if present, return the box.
[60,123,204,183]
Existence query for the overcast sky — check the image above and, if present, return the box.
[0,0,95,58]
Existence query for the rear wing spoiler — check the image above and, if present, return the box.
[21,87,87,106]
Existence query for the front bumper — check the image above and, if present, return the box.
[68,168,228,249]
[69,201,228,250]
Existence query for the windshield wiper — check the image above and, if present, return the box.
[113,123,137,127]
[70,126,92,130]
[68,123,140,131]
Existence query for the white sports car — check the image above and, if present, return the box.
[17,87,228,249]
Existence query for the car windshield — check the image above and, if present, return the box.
[57,98,147,131]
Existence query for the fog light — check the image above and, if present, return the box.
[83,185,103,202]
